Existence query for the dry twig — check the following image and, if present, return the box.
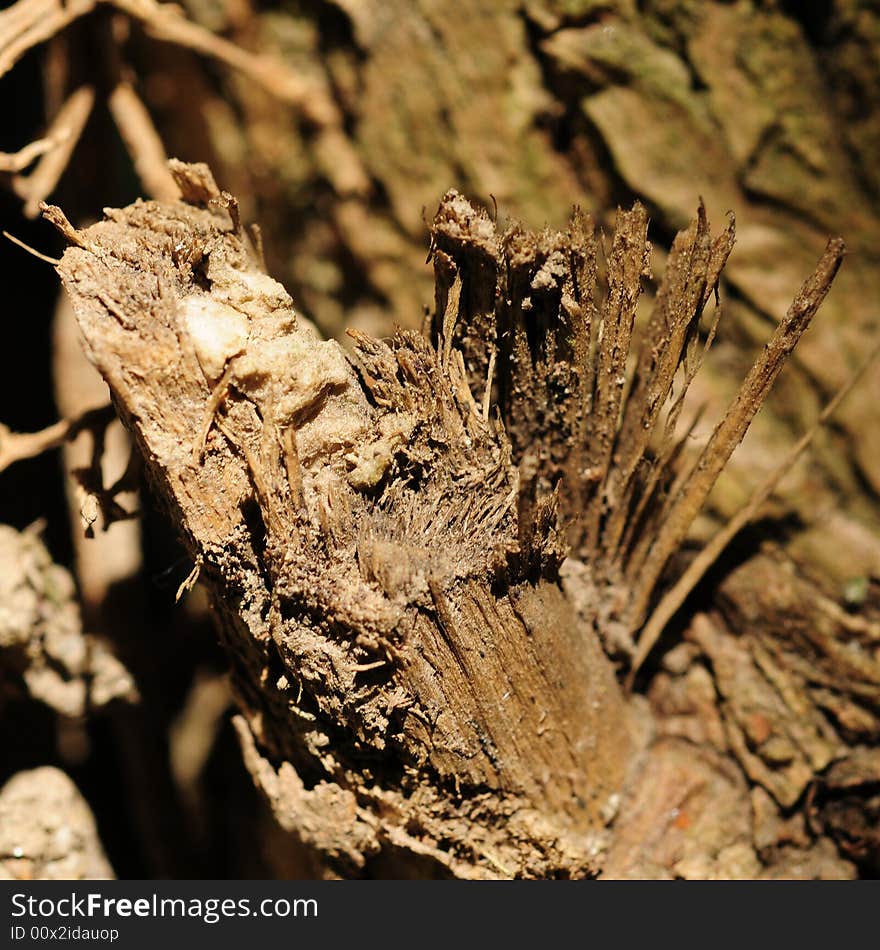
[0,0,368,208]
[0,405,115,473]
[12,86,95,217]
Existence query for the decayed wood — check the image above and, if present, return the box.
[0,0,874,880]
[150,3,880,612]
[428,188,845,668]
[49,162,861,878]
[50,163,634,878]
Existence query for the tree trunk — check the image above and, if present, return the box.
[47,157,875,877]
[1,0,879,878]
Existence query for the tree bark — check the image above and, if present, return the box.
[47,159,876,877]
[2,0,879,880]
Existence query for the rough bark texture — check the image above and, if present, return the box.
[2,0,879,880]
[166,1,880,475]
[50,164,638,877]
[44,160,873,878]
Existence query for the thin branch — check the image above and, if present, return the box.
[2,230,61,264]
[0,0,96,80]
[108,79,180,201]
[13,85,95,217]
[112,0,339,126]
[0,135,66,173]
[2,0,370,209]
[0,405,115,473]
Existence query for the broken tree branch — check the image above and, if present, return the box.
[44,163,851,877]
[49,164,635,878]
